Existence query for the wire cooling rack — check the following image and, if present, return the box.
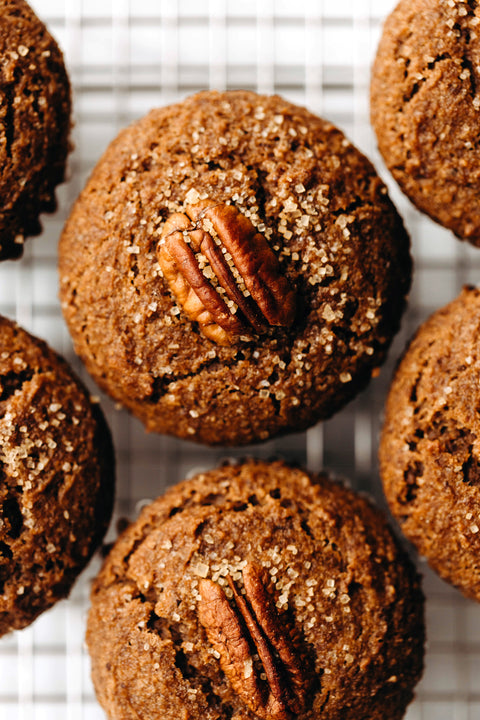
[1,1,480,718]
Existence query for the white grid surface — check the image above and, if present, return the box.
[1,1,480,718]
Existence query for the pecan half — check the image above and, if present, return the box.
[157,198,297,345]
[197,562,309,719]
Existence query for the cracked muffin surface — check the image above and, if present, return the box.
[371,0,480,245]
[59,89,411,446]
[379,287,480,601]
[86,459,424,720]
[0,315,115,636]
[0,0,71,260]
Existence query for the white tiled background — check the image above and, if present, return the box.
[0,1,479,718]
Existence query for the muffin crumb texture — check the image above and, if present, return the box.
[87,460,424,720]
[371,0,480,245]
[0,0,71,260]
[59,90,410,445]
[380,286,480,601]
[0,315,114,636]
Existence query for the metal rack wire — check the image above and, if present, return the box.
[0,1,479,718]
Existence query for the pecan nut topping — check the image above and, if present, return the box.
[157,198,297,345]
[197,562,309,719]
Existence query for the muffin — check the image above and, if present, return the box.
[379,286,480,602]
[59,90,411,446]
[86,459,424,720]
[371,0,480,246]
[0,315,114,636]
[0,0,71,261]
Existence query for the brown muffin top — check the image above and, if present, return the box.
[371,0,480,245]
[0,0,71,260]
[0,315,114,636]
[59,90,411,446]
[379,286,480,601]
[87,460,424,720]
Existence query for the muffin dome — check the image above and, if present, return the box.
[380,287,480,601]
[87,460,424,720]
[59,90,411,445]
[371,0,480,245]
[0,0,71,260]
[0,315,114,635]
